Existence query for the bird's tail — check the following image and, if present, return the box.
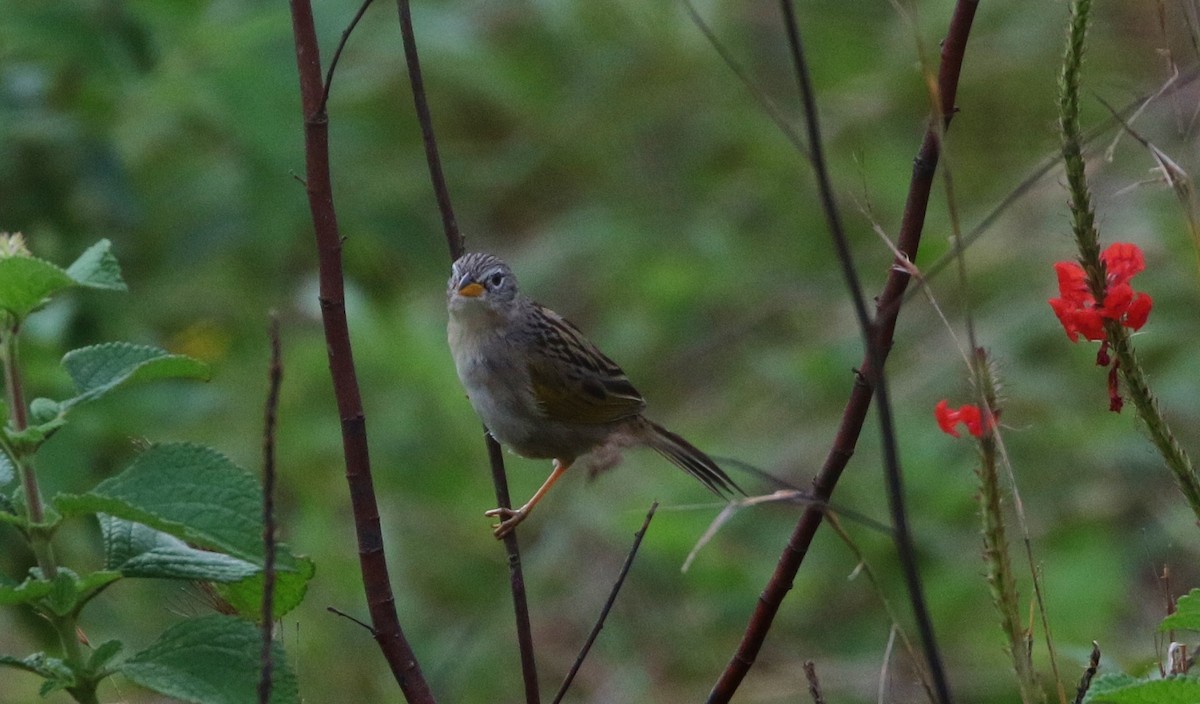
[645,420,744,498]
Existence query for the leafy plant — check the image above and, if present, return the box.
[0,233,307,704]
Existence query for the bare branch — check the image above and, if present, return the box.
[286,1,435,699]
[706,2,979,701]
[552,502,659,704]
[258,313,283,704]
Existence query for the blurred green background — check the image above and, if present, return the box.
[3,0,1200,701]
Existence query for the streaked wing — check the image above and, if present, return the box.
[525,303,646,425]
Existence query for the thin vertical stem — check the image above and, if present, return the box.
[1,323,56,578]
[287,0,436,699]
[706,1,979,700]
[392,1,540,700]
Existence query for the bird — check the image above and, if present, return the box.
[446,251,742,538]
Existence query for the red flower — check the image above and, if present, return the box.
[1048,242,1153,342]
[1048,242,1153,413]
[935,399,989,438]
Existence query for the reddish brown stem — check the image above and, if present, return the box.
[392,1,540,700]
[705,1,978,701]
[287,1,435,700]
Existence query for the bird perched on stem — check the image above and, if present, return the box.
[447,252,741,538]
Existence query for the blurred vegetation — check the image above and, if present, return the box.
[2,0,1200,702]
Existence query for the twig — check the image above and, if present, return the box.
[286,1,435,700]
[391,2,539,699]
[395,0,462,259]
[1072,642,1100,704]
[487,434,541,703]
[327,605,376,634]
[680,0,810,160]
[781,1,951,701]
[319,0,376,113]
[258,314,283,704]
[824,514,935,701]
[878,626,898,704]
[705,2,978,701]
[804,661,826,704]
[552,502,659,704]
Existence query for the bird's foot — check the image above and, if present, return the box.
[484,506,528,539]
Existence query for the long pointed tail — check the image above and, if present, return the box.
[645,420,744,498]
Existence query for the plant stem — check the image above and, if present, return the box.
[1057,0,1200,522]
[1109,324,1200,516]
[1,323,57,578]
[1058,0,1105,300]
[2,321,97,703]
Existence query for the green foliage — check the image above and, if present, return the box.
[118,615,298,704]
[1161,589,1200,632]
[0,239,125,319]
[56,443,277,563]
[1084,674,1200,704]
[60,342,210,410]
[99,515,261,582]
[214,555,315,622]
[0,240,305,703]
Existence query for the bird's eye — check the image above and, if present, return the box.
[488,272,505,287]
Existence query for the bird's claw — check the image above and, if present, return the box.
[484,506,527,539]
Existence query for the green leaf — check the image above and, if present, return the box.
[87,639,124,676]
[65,239,126,291]
[101,515,260,583]
[1161,588,1200,632]
[56,443,266,563]
[28,397,61,424]
[119,615,298,704]
[38,568,122,616]
[43,570,79,616]
[0,567,119,612]
[0,574,54,607]
[214,556,315,621]
[0,652,74,683]
[60,343,210,409]
[0,255,75,318]
[1085,673,1200,704]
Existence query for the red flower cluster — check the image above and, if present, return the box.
[1048,242,1154,412]
[935,400,990,438]
[1048,242,1152,342]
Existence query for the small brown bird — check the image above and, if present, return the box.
[447,252,741,538]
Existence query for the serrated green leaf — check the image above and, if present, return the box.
[60,343,210,409]
[86,639,123,675]
[214,556,315,621]
[65,239,126,291]
[0,256,75,318]
[1085,673,1200,704]
[0,575,54,607]
[43,570,79,616]
[119,615,298,704]
[101,515,259,583]
[0,652,73,681]
[56,443,266,563]
[37,568,122,616]
[1161,588,1200,632]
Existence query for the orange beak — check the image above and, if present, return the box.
[458,282,485,298]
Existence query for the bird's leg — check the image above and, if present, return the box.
[485,459,571,539]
